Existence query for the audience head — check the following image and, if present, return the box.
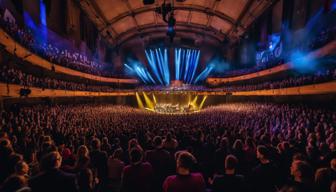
[290,160,313,183]
[175,151,196,174]
[77,145,89,158]
[129,147,143,165]
[15,161,29,176]
[153,136,163,149]
[112,148,123,160]
[225,155,238,172]
[91,138,101,150]
[315,168,332,191]
[257,145,270,161]
[40,151,62,171]
[331,158,336,170]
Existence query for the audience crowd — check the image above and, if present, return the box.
[0,103,335,192]
[211,25,336,79]
[213,66,336,92]
[0,15,117,77]
[0,62,119,92]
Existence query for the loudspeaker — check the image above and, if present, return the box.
[19,88,31,97]
[143,0,155,5]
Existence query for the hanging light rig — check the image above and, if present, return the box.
[155,0,176,42]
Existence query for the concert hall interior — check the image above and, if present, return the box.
[0,0,336,192]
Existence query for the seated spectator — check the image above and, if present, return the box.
[121,147,153,192]
[28,151,78,192]
[163,151,205,192]
[211,154,246,192]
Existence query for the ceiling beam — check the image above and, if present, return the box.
[113,23,224,46]
[81,0,118,38]
[114,22,225,43]
[116,28,223,47]
[124,0,140,31]
[206,0,220,28]
[100,5,242,32]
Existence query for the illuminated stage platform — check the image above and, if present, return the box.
[135,91,207,114]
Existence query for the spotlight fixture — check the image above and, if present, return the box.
[167,26,176,43]
[155,1,177,42]
[168,14,176,27]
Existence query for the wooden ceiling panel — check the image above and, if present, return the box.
[127,0,145,10]
[216,0,248,20]
[96,0,128,21]
[190,12,208,26]
[112,16,137,34]
[80,0,276,45]
[174,10,190,23]
[176,0,213,8]
[210,16,231,33]
[135,12,155,26]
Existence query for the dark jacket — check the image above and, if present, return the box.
[29,169,78,192]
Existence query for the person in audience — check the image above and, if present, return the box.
[0,102,335,192]
[331,180,336,192]
[163,151,205,192]
[15,161,30,179]
[331,158,336,180]
[211,154,246,192]
[145,136,173,191]
[107,148,125,192]
[0,175,30,192]
[250,145,280,192]
[315,167,333,192]
[77,168,94,192]
[163,132,178,152]
[28,151,78,192]
[287,160,315,192]
[89,138,108,190]
[121,147,153,192]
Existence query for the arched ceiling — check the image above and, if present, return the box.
[79,0,276,46]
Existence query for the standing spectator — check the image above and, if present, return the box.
[145,136,173,191]
[211,155,246,192]
[163,132,178,152]
[121,148,153,192]
[163,151,205,192]
[28,151,78,192]
[315,168,333,192]
[89,138,108,190]
[107,148,125,192]
[249,145,280,192]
